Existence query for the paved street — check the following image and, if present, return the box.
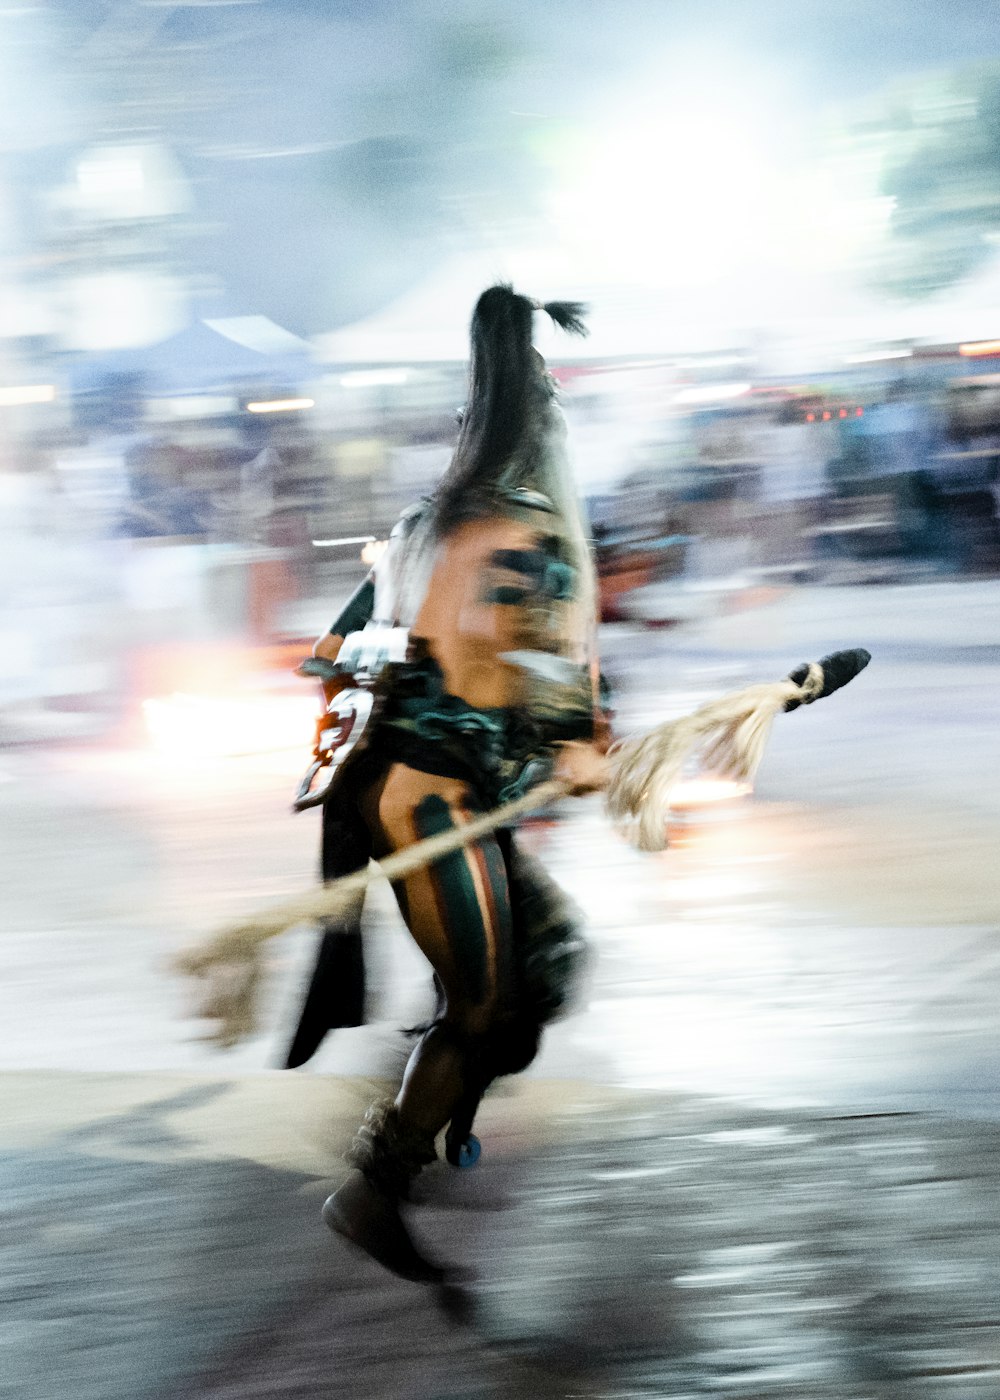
[2,581,999,1397]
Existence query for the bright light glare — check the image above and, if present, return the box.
[674,381,752,405]
[77,156,144,195]
[361,539,389,566]
[340,369,411,388]
[959,341,1000,357]
[311,535,376,547]
[0,384,55,406]
[143,693,319,759]
[670,777,753,807]
[550,71,893,310]
[554,99,778,289]
[675,355,746,370]
[844,349,914,364]
[245,397,315,413]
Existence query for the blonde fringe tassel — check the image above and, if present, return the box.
[605,663,824,852]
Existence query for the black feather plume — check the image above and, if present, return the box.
[542,301,589,337]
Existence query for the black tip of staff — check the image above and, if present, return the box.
[785,647,872,711]
[818,647,872,683]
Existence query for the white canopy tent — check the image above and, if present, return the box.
[312,251,751,366]
[313,248,1000,372]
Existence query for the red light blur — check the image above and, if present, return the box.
[806,412,815,422]
[856,407,863,416]
[822,410,831,420]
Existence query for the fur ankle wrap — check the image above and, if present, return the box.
[346,1099,437,1198]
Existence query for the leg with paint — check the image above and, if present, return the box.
[323,764,530,1283]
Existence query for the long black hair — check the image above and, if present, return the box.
[433,284,587,528]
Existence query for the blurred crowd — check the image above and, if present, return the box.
[594,367,1000,621]
[1,353,998,743]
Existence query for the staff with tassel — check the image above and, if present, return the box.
[174,647,870,1049]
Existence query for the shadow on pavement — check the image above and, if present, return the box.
[6,1088,1000,1400]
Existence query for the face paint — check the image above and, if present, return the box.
[489,548,549,582]
[482,584,534,605]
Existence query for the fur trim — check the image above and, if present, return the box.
[346,1099,437,1198]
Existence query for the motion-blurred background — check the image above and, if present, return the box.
[3,0,1000,748]
[5,9,1000,1395]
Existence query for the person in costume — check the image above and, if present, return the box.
[173,285,870,1289]
[298,285,609,1283]
[173,281,871,1297]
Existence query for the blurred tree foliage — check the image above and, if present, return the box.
[845,64,1000,298]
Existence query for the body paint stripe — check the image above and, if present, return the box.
[412,794,489,1004]
[474,826,513,1008]
[490,548,548,581]
[483,584,533,605]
